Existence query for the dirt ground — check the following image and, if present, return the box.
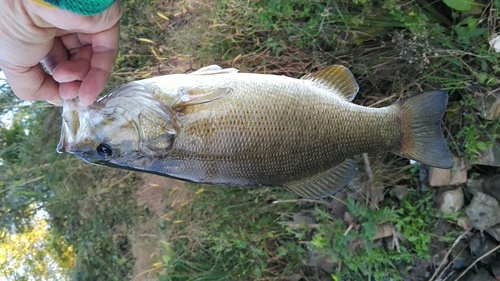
[129,174,191,280]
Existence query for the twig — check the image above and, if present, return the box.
[428,229,471,281]
[344,224,354,236]
[273,196,348,206]
[438,257,456,281]
[17,175,45,186]
[442,120,462,158]
[272,199,331,205]
[441,268,457,281]
[362,153,374,183]
[329,194,348,206]
[363,153,379,209]
[283,222,322,229]
[455,241,500,280]
[392,227,401,253]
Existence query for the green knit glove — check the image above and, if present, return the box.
[32,0,116,16]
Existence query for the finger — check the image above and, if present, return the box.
[52,45,92,82]
[59,33,84,54]
[78,21,120,73]
[59,81,81,100]
[2,64,62,105]
[53,59,91,83]
[41,38,69,74]
[52,45,92,100]
[79,68,111,105]
[79,22,120,105]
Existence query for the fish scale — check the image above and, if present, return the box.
[166,78,400,186]
[58,65,454,198]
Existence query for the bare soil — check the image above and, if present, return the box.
[129,174,191,280]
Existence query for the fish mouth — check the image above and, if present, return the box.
[56,137,67,153]
[57,99,79,153]
[56,120,72,153]
[57,99,102,154]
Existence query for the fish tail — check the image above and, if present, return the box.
[396,90,454,169]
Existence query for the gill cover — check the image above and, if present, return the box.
[57,82,177,165]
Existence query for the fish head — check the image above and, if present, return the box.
[57,83,177,170]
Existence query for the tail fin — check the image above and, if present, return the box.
[396,90,454,169]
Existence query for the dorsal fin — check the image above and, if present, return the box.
[302,65,359,101]
[190,65,239,75]
[283,159,358,199]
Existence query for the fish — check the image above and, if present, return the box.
[57,65,454,198]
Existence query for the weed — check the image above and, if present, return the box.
[282,198,404,280]
[457,94,500,162]
[394,191,436,260]
[153,186,304,280]
[278,189,442,280]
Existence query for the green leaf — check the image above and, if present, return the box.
[311,233,327,249]
[253,265,262,278]
[277,246,288,256]
[443,0,481,11]
[476,141,489,151]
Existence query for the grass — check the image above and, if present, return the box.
[128,0,498,280]
[156,186,303,280]
[1,0,499,280]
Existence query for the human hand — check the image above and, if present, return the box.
[0,0,121,105]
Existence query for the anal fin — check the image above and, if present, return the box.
[283,159,358,199]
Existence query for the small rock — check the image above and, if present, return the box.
[343,211,357,225]
[457,215,473,231]
[465,192,500,231]
[467,175,500,203]
[288,274,304,281]
[473,92,500,120]
[439,187,464,215]
[490,33,500,53]
[467,174,500,196]
[432,250,448,268]
[429,157,467,186]
[329,190,350,219]
[452,241,472,270]
[293,213,315,225]
[307,248,335,272]
[477,141,500,167]
[393,185,410,201]
[469,232,498,265]
[492,260,500,280]
[485,223,500,242]
[460,267,496,281]
[373,224,394,240]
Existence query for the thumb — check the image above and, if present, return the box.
[2,65,62,105]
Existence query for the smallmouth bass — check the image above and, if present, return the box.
[57,65,454,198]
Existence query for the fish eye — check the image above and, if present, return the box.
[96,143,113,160]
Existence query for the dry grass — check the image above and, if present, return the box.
[130,174,194,280]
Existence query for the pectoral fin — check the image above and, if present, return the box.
[173,86,233,111]
[283,159,358,199]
